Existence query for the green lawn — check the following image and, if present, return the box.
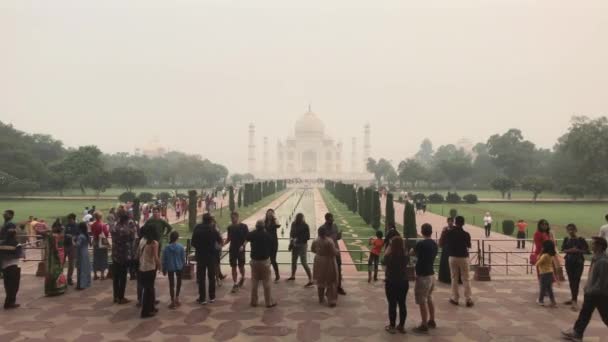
[0,199,118,224]
[427,202,607,239]
[320,188,387,271]
[404,189,573,200]
[172,190,288,238]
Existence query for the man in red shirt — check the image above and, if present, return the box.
[516,220,528,249]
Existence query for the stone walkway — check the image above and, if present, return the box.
[2,274,607,341]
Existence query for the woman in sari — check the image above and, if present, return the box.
[91,212,109,280]
[75,222,92,290]
[45,220,67,296]
[311,226,339,307]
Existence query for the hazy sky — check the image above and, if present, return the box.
[1,0,607,173]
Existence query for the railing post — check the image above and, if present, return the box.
[474,239,491,281]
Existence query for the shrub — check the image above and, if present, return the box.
[502,220,515,236]
[158,192,171,202]
[446,192,461,203]
[138,192,155,202]
[463,194,478,204]
[449,208,458,218]
[397,195,404,203]
[428,193,444,203]
[412,193,426,202]
[118,191,137,203]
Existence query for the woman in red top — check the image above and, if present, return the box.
[90,212,110,280]
[368,230,384,283]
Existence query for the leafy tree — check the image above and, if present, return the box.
[138,192,155,202]
[0,171,18,192]
[521,176,552,201]
[471,143,498,188]
[560,184,586,200]
[398,158,427,188]
[83,169,112,197]
[434,144,473,189]
[587,172,608,199]
[487,129,537,181]
[48,161,72,196]
[491,176,516,199]
[112,167,147,192]
[367,158,395,187]
[414,138,434,166]
[62,145,104,194]
[7,179,40,197]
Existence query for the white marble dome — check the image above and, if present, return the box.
[295,110,325,139]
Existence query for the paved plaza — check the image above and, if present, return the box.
[1,271,607,341]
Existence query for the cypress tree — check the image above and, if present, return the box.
[372,190,381,229]
[188,190,197,232]
[385,192,395,230]
[364,187,372,224]
[357,187,364,219]
[404,200,417,250]
[352,187,358,213]
[228,186,235,213]
[237,187,242,208]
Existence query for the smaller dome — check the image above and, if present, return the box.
[295,110,325,139]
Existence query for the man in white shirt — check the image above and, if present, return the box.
[599,214,608,240]
[483,212,493,238]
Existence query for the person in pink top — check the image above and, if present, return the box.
[90,212,110,280]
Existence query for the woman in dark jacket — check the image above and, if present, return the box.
[383,236,409,334]
[264,209,281,282]
[287,213,313,286]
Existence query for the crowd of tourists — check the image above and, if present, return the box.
[0,206,607,340]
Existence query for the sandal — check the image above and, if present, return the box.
[385,325,396,334]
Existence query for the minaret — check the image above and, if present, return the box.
[363,124,371,172]
[351,137,358,174]
[248,123,256,175]
[263,136,269,174]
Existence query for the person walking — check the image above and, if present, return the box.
[162,231,185,309]
[438,217,454,284]
[90,212,109,280]
[225,212,249,293]
[191,213,222,305]
[412,224,438,333]
[246,219,276,308]
[516,219,528,249]
[110,208,137,304]
[446,216,473,307]
[483,212,492,238]
[368,230,384,283]
[141,207,173,253]
[531,219,555,275]
[561,237,608,342]
[383,236,409,334]
[561,224,589,311]
[311,226,339,307]
[264,209,281,282]
[287,213,313,287]
[319,213,346,295]
[137,228,160,318]
[0,229,24,309]
[536,240,559,307]
[74,222,91,290]
[64,213,78,286]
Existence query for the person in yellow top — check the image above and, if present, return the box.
[535,240,559,307]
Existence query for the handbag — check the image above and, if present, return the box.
[529,242,537,265]
[99,227,111,249]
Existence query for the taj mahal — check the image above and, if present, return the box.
[248,107,373,180]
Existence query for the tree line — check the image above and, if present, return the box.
[0,121,229,196]
[367,116,608,199]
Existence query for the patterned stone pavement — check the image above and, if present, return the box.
[2,272,607,341]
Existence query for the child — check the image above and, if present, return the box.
[162,231,185,309]
[368,230,384,282]
[412,223,438,333]
[536,239,559,307]
[0,229,24,309]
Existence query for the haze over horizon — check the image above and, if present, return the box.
[2,0,607,173]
